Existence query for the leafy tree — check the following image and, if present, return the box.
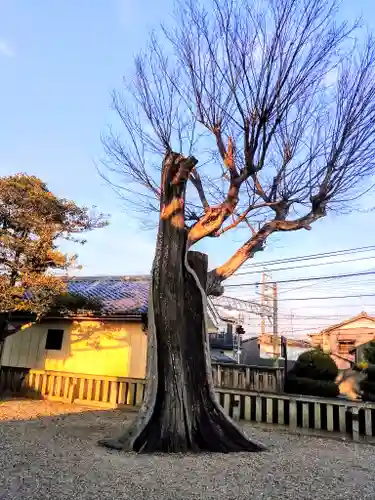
[0,174,107,348]
[364,342,375,365]
[101,0,375,453]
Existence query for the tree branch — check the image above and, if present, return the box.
[189,169,209,210]
[206,204,326,295]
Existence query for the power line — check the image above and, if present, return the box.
[278,303,375,308]
[234,254,375,276]
[276,292,375,302]
[226,269,375,287]
[241,244,375,269]
[280,278,375,294]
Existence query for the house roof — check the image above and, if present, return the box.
[210,349,236,363]
[241,334,311,348]
[67,276,149,316]
[349,338,375,353]
[66,275,219,327]
[308,311,375,338]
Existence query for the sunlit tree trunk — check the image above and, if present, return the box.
[99,153,265,453]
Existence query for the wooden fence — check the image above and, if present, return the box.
[217,388,375,442]
[0,367,146,408]
[1,366,375,442]
[211,362,283,393]
[1,362,283,399]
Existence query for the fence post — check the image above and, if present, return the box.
[351,407,360,441]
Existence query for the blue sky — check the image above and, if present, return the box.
[1,0,375,335]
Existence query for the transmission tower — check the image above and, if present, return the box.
[259,272,279,357]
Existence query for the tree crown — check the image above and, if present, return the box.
[102,0,375,290]
[0,173,108,318]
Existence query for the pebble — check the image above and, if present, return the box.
[0,398,374,499]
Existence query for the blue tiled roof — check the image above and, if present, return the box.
[67,276,149,316]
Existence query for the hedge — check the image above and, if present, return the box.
[285,375,339,398]
[290,349,338,381]
[365,364,375,381]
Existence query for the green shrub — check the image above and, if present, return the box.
[365,364,375,381]
[291,349,338,381]
[361,383,375,401]
[285,375,339,398]
[364,341,375,364]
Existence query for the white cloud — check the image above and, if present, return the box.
[0,40,14,57]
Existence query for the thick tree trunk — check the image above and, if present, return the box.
[99,152,265,453]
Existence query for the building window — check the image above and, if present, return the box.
[338,341,354,355]
[45,329,64,350]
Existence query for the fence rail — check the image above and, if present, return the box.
[211,362,283,393]
[0,367,145,409]
[1,362,283,399]
[1,366,374,442]
[217,388,375,442]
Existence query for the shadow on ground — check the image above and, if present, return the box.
[1,399,375,500]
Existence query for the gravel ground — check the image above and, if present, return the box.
[0,399,374,500]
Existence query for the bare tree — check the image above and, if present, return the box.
[100,0,375,453]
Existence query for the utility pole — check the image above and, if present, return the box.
[290,311,295,338]
[260,272,266,336]
[272,281,278,359]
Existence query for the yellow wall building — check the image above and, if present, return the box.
[1,275,219,381]
[1,318,147,379]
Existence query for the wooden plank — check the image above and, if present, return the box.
[244,396,251,421]
[266,398,273,424]
[34,373,41,393]
[135,382,144,406]
[326,404,334,432]
[48,374,55,397]
[351,407,360,441]
[94,380,102,402]
[302,403,309,429]
[255,396,262,423]
[87,379,94,402]
[223,393,231,415]
[232,394,241,422]
[245,367,251,390]
[110,381,119,407]
[41,373,48,396]
[68,378,77,403]
[127,382,135,406]
[365,409,372,437]
[78,378,85,401]
[55,376,63,399]
[314,402,322,430]
[339,406,347,434]
[277,399,285,425]
[215,366,222,386]
[289,400,297,428]
[254,371,260,392]
[63,377,70,400]
[118,382,126,405]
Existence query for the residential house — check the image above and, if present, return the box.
[1,276,220,379]
[240,334,311,369]
[309,312,375,369]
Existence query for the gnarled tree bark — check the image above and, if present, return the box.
[98,152,265,453]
